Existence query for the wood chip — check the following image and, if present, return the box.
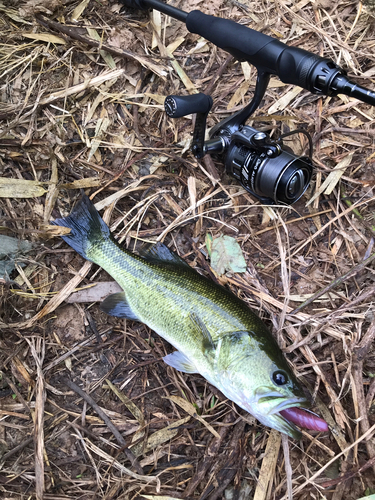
[253,429,282,500]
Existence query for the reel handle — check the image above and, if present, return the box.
[165,94,213,118]
[165,93,213,159]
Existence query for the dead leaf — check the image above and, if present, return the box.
[0,235,33,280]
[19,0,61,18]
[53,304,86,344]
[208,234,247,275]
[307,153,354,206]
[130,417,191,457]
[72,0,90,21]
[65,281,122,303]
[41,224,71,239]
[86,28,116,69]
[106,379,146,447]
[22,33,65,44]
[88,115,111,160]
[268,87,303,114]
[60,177,101,190]
[0,177,48,198]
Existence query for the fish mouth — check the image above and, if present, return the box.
[256,391,309,414]
[256,390,311,439]
[256,390,329,438]
[271,399,310,439]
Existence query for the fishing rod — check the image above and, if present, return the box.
[121,0,375,205]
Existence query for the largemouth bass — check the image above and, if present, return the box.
[53,194,328,438]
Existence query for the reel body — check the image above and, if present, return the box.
[223,127,312,205]
[165,94,313,205]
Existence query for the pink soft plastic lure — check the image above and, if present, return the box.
[280,407,329,432]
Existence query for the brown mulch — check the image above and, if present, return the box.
[1,0,375,499]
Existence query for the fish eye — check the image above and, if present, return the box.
[272,371,288,386]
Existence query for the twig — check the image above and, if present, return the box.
[319,455,375,488]
[284,421,375,499]
[313,126,375,144]
[202,155,220,183]
[266,194,375,273]
[0,69,125,122]
[85,309,102,345]
[183,412,235,497]
[341,189,375,236]
[1,437,34,464]
[28,338,46,500]
[0,371,31,415]
[366,377,375,409]
[63,378,144,475]
[290,251,375,314]
[282,434,293,500]
[34,15,167,77]
[352,318,375,471]
[350,335,375,472]
[204,55,233,96]
[205,419,246,500]
[326,286,375,322]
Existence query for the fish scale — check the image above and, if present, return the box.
[52,193,329,438]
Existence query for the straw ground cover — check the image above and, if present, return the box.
[0,0,375,498]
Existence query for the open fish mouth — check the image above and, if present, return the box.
[257,392,329,435]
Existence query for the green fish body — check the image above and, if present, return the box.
[53,194,328,438]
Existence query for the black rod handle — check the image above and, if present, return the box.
[186,11,324,91]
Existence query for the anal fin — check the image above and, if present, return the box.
[163,351,198,374]
[100,292,139,320]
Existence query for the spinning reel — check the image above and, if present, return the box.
[164,91,313,205]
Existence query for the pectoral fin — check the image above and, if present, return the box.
[163,351,198,374]
[214,331,250,372]
[189,313,214,352]
[100,292,139,320]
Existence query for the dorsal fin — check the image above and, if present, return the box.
[139,242,191,268]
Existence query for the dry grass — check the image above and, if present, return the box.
[1,0,375,498]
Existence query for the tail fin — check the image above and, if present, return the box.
[51,193,110,260]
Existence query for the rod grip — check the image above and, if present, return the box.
[185,10,325,91]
